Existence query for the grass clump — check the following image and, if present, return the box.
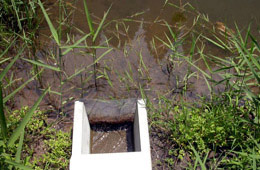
[1,106,72,169]
[171,97,257,152]
[148,14,260,167]
[39,130,71,169]
[0,0,38,33]
[150,93,260,169]
[0,0,38,48]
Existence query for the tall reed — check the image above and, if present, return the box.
[83,0,111,90]
[0,44,49,168]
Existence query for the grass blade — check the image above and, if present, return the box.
[11,0,22,31]
[83,0,94,35]
[0,57,11,64]
[4,159,33,170]
[65,48,112,81]
[236,43,260,83]
[3,69,43,103]
[15,130,24,163]
[61,45,109,49]
[94,48,113,64]
[234,23,244,45]
[244,24,251,47]
[62,33,91,55]
[0,38,16,59]
[0,46,25,81]
[250,33,260,51]
[8,87,49,146]
[213,34,232,51]
[93,5,111,42]
[0,82,7,140]
[22,58,60,72]
[253,147,256,170]
[190,143,207,170]
[164,21,176,40]
[38,0,60,46]
[201,35,225,50]
[185,57,211,79]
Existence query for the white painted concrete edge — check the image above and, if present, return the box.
[70,99,152,170]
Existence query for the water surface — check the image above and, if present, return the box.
[189,0,260,36]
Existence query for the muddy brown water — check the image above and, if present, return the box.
[35,0,260,103]
[91,123,134,153]
[39,0,260,42]
[36,0,260,102]
[190,0,260,36]
[4,0,260,166]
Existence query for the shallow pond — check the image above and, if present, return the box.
[190,0,260,31]
[14,0,259,125]
[8,0,260,164]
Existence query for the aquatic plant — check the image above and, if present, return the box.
[147,4,260,167]
[82,0,111,90]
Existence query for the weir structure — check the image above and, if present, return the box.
[70,99,152,170]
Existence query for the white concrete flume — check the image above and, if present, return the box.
[70,99,152,170]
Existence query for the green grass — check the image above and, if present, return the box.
[0,89,48,169]
[3,106,72,169]
[145,4,260,168]
[0,0,38,48]
[147,91,260,169]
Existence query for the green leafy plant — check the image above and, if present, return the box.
[2,106,72,169]
[0,0,39,47]
[82,0,111,90]
[0,39,50,168]
[39,130,71,169]
[0,88,49,169]
[149,93,260,168]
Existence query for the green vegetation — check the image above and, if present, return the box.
[149,93,260,169]
[0,0,38,47]
[146,4,260,168]
[0,0,259,169]
[0,89,48,169]
[1,106,71,169]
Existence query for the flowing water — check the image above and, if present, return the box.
[91,123,134,153]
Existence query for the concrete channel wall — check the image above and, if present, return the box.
[70,99,152,170]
